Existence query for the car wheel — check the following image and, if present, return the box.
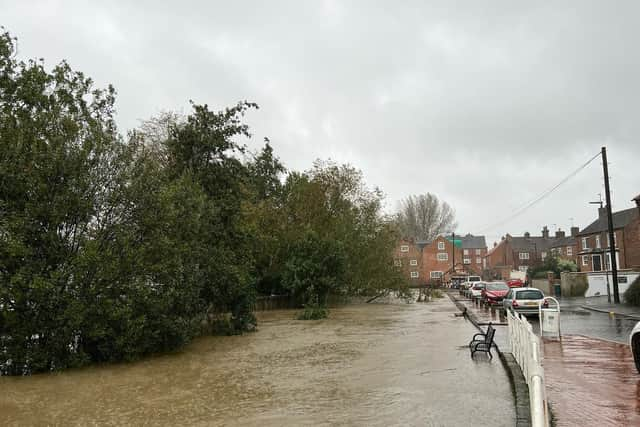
[633,335,640,374]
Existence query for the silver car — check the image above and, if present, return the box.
[503,287,547,316]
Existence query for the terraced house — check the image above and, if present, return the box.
[577,196,640,273]
[484,226,567,280]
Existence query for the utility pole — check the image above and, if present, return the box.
[602,146,619,303]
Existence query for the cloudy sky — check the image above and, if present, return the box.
[3,1,639,245]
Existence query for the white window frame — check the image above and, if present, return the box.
[566,246,573,256]
[475,249,481,255]
[463,258,471,264]
[463,249,469,256]
[437,241,445,250]
[582,237,588,249]
[541,251,547,260]
[437,253,448,261]
[595,235,601,249]
[410,271,419,278]
[430,271,443,279]
[409,259,418,266]
[400,245,409,252]
[582,255,589,266]
[607,233,618,248]
[518,252,530,260]
[476,257,481,264]
[393,259,402,267]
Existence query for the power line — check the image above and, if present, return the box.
[477,151,601,233]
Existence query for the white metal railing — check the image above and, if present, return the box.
[507,309,550,427]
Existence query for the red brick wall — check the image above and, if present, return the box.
[623,215,640,270]
[393,239,423,282]
[421,236,463,281]
[578,229,625,273]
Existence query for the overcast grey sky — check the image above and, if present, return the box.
[3,1,639,244]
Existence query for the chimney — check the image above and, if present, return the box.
[555,229,565,238]
[494,242,497,247]
[524,232,530,238]
[542,226,549,239]
[598,207,607,222]
[633,194,640,214]
[571,226,579,237]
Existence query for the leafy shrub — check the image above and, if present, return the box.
[297,304,328,320]
[624,277,640,306]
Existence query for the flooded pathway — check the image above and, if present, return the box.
[1,297,514,426]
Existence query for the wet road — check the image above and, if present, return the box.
[453,292,640,426]
[0,297,515,426]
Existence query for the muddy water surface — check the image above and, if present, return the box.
[1,298,514,426]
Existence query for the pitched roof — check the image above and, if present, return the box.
[549,235,577,248]
[460,234,487,249]
[509,236,557,252]
[578,207,638,236]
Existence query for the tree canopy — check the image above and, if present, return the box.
[0,31,408,375]
[395,193,457,241]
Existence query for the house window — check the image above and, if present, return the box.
[476,257,481,264]
[410,271,419,278]
[463,258,471,264]
[475,249,481,255]
[607,233,618,248]
[437,241,445,250]
[595,236,601,249]
[400,245,409,252]
[393,259,402,267]
[463,249,469,255]
[430,271,443,279]
[566,246,573,256]
[518,252,530,260]
[409,259,418,266]
[518,266,528,272]
[582,237,588,249]
[582,255,589,266]
[558,247,563,255]
[541,251,547,260]
[437,253,448,261]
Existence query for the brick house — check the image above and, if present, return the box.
[577,200,640,273]
[394,234,487,284]
[548,227,579,265]
[393,238,423,282]
[419,234,486,282]
[484,226,565,280]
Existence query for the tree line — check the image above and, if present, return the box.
[0,32,407,375]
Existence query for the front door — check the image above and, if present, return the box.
[592,254,602,272]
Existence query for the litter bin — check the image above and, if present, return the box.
[553,284,561,297]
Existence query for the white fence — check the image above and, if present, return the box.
[507,309,550,427]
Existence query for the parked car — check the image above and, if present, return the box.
[503,287,548,316]
[506,278,524,288]
[469,282,486,299]
[630,322,640,373]
[481,282,510,305]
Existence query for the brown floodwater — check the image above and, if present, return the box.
[0,297,514,426]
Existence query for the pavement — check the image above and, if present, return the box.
[450,291,640,427]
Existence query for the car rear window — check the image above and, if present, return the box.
[515,290,544,300]
[487,283,509,291]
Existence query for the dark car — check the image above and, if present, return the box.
[481,282,510,305]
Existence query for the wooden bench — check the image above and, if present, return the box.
[469,323,496,358]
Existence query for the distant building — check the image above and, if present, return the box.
[484,226,569,280]
[394,234,487,284]
[548,227,579,265]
